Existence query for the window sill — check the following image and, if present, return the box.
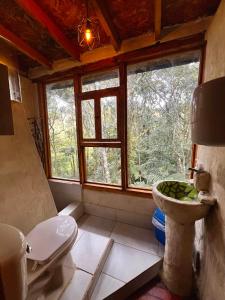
[83,183,153,198]
[48,178,81,185]
[48,178,153,198]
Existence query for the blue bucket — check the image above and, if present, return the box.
[152,208,165,245]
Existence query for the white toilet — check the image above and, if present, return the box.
[0,215,78,300]
[26,215,78,298]
[26,215,78,266]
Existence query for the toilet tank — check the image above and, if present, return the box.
[0,224,27,300]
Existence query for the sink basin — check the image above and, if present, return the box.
[152,180,215,297]
[152,180,211,224]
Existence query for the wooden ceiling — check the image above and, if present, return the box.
[0,0,221,72]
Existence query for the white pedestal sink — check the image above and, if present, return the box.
[152,180,213,297]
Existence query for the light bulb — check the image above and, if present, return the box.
[85,28,92,42]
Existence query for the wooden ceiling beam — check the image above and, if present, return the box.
[154,0,162,40]
[91,0,121,51]
[16,0,80,61]
[0,25,52,68]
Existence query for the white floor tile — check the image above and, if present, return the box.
[90,273,124,300]
[103,242,161,283]
[116,210,153,229]
[60,270,92,300]
[70,231,113,274]
[111,223,158,255]
[78,214,116,237]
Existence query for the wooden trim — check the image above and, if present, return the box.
[35,34,204,83]
[16,0,80,61]
[91,0,121,51]
[81,141,121,148]
[198,41,206,85]
[154,0,162,40]
[37,82,51,177]
[119,63,128,190]
[74,75,85,184]
[40,42,204,194]
[0,25,51,68]
[95,97,102,140]
[49,177,80,184]
[80,87,119,100]
[83,182,152,198]
[190,43,206,178]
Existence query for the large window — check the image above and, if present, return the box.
[127,54,200,188]
[46,80,79,180]
[44,51,200,193]
[79,69,123,186]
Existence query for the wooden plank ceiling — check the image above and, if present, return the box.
[0,0,220,72]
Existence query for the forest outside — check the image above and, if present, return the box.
[127,60,199,188]
[46,56,199,189]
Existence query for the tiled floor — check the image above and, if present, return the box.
[35,214,163,300]
[78,214,163,300]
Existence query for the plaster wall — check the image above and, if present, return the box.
[49,180,82,211]
[83,189,156,229]
[195,1,225,298]
[0,48,57,234]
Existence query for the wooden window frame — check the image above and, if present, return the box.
[76,66,126,187]
[40,42,205,197]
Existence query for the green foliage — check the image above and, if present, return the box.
[127,62,199,187]
[46,82,79,179]
[46,61,199,188]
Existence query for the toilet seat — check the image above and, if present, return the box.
[26,215,78,265]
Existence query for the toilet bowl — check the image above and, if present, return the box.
[26,215,78,266]
[26,216,78,300]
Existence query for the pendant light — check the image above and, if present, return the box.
[78,0,100,50]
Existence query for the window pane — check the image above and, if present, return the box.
[127,53,200,188]
[82,69,119,92]
[82,99,95,139]
[46,80,79,180]
[85,147,121,185]
[101,96,117,139]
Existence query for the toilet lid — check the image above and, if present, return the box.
[26,215,77,264]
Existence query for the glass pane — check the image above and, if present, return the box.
[82,99,95,139]
[101,96,117,139]
[127,53,200,188]
[85,147,121,185]
[46,80,79,180]
[82,69,119,92]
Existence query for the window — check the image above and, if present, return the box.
[127,53,200,189]
[85,147,121,185]
[82,69,119,92]
[46,80,79,180]
[43,50,201,194]
[82,99,95,139]
[8,68,21,102]
[79,68,123,186]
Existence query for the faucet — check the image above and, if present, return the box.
[188,167,216,205]
[188,167,210,192]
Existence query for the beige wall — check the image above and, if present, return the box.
[195,1,225,299]
[0,46,57,234]
[83,189,156,229]
[20,76,39,119]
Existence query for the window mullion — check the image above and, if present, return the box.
[95,96,102,140]
[74,75,85,184]
[119,63,128,191]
